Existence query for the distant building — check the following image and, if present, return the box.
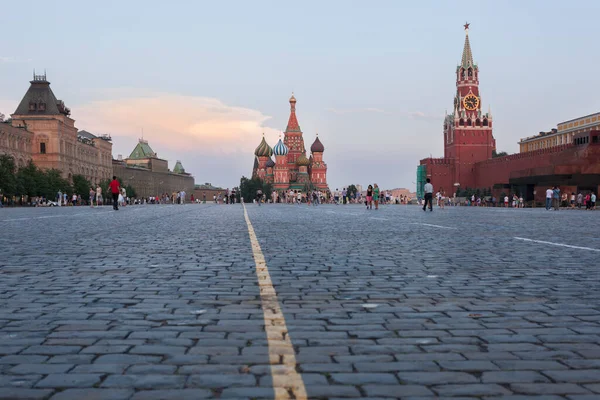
[112,139,194,199]
[252,95,329,192]
[8,73,113,184]
[418,25,600,203]
[519,113,600,152]
[192,183,226,202]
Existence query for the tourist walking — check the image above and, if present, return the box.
[96,185,103,207]
[440,188,445,209]
[57,190,62,206]
[373,184,380,210]
[423,178,433,212]
[109,176,121,211]
[366,185,373,210]
[545,187,553,210]
[570,192,576,209]
[592,192,597,210]
[552,186,560,211]
[89,187,95,207]
[577,192,583,209]
[256,189,263,206]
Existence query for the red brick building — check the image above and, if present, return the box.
[417,24,600,203]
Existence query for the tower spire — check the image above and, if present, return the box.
[285,93,301,132]
[461,22,473,68]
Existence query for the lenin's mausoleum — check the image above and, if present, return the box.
[418,24,600,203]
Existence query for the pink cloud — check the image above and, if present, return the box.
[74,93,280,154]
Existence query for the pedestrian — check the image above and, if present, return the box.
[422,178,433,212]
[440,188,445,209]
[57,190,62,206]
[342,188,347,205]
[203,192,206,204]
[552,186,560,211]
[570,192,576,209]
[89,187,95,207]
[504,195,509,208]
[72,193,78,206]
[373,184,380,210]
[96,185,103,207]
[109,176,121,210]
[296,191,302,205]
[577,192,583,209]
[592,192,597,210]
[256,189,263,206]
[545,187,553,210]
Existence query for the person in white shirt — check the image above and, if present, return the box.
[423,178,433,212]
[545,187,553,210]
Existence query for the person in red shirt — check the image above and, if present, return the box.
[109,176,121,210]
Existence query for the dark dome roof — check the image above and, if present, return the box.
[311,136,324,153]
[266,158,275,168]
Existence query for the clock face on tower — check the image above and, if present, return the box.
[463,94,480,111]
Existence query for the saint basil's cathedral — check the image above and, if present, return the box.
[252,95,328,191]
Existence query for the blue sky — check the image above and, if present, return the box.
[1,1,599,191]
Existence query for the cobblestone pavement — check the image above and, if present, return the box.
[0,203,599,399]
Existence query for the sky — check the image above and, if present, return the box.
[1,1,599,191]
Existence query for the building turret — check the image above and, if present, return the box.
[283,94,306,184]
[310,134,328,190]
[273,137,290,189]
[253,135,273,180]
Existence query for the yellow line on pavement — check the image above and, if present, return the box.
[242,203,307,400]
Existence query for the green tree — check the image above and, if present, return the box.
[124,184,137,198]
[0,154,17,197]
[239,176,265,203]
[43,169,71,200]
[72,174,92,199]
[347,184,358,199]
[492,150,508,158]
[16,160,40,197]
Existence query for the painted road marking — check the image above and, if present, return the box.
[369,217,388,221]
[242,203,307,400]
[514,237,600,252]
[411,222,457,230]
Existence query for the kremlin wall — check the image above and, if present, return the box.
[418,25,600,204]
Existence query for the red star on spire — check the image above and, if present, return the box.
[464,22,470,31]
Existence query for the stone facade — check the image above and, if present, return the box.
[519,112,600,152]
[113,139,194,200]
[8,74,113,184]
[0,122,34,168]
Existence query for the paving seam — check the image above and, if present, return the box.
[242,203,307,400]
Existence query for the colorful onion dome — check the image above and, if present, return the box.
[266,158,275,168]
[296,153,310,166]
[254,136,273,157]
[311,136,325,153]
[273,138,289,156]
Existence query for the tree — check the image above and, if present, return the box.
[0,154,17,197]
[239,176,266,203]
[72,175,92,198]
[124,184,137,198]
[347,184,358,199]
[16,161,41,197]
[492,150,508,158]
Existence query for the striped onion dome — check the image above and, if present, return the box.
[266,158,275,168]
[254,136,273,157]
[273,138,289,156]
[296,153,310,166]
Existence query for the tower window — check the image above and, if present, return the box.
[29,102,37,111]
[40,142,46,154]
[38,102,46,111]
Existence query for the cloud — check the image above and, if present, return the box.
[0,56,32,63]
[326,107,442,120]
[74,92,281,154]
[326,107,387,115]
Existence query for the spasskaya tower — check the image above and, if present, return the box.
[419,23,496,196]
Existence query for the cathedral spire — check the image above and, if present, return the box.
[285,93,301,132]
[461,22,474,68]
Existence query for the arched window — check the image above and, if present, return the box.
[466,118,472,126]
[468,68,473,78]
[475,118,481,127]
[459,119,465,126]
[483,118,488,126]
